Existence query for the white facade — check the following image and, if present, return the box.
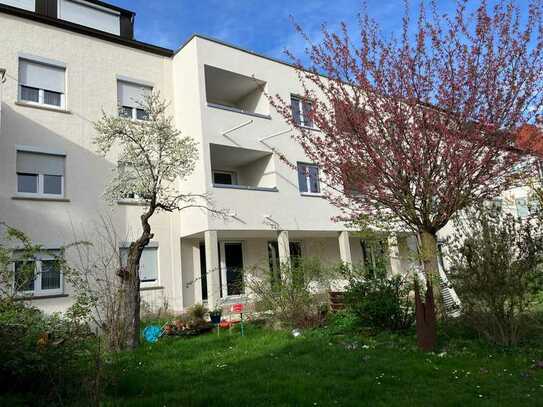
[1,2,533,313]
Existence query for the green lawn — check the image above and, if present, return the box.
[102,324,543,406]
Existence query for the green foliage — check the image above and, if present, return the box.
[326,309,360,334]
[0,301,96,403]
[344,265,415,332]
[187,303,208,321]
[247,257,338,329]
[448,206,543,345]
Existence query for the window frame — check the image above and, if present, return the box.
[12,252,64,297]
[119,245,160,285]
[297,162,321,195]
[290,95,316,129]
[212,170,238,186]
[18,57,67,110]
[15,148,66,199]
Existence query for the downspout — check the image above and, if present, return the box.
[0,68,6,134]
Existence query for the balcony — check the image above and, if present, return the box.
[204,65,270,119]
[210,143,276,192]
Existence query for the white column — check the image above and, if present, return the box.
[338,231,352,267]
[387,234,402,275]
[192,240,203,304]
[277,230,290,266]
[204,230,221,307]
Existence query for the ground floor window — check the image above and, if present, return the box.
[13,251,63,296]
[360,239,387,276]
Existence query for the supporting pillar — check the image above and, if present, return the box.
[338,231,352,268]
[388,234,402,275]
[277,230,290,267]
[204,230,221,308]
[192,240,203,304]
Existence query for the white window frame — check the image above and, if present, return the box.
[120,105,149,121]
[15,148,66,198]
[119,244,160,287]
[298,162,321,196]
[18,56,67,110]
[16,173,65,198]
[212,170,238,186]
[291,95,316,129]
[12,253,64,297]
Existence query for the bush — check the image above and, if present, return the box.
[344,266,415,332]
[0,300,96,403]
[246,257,337,329]
[447,206,543,345]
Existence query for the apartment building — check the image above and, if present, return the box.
[0,1,535,314]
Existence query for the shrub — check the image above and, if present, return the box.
[447,206,543,345]
[0,300,96,403]
[344,265,415,332]
[246,257,338,329]
[187,303,208,321]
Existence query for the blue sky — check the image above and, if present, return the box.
[108,1,530,61]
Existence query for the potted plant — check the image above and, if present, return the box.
[209,306,222,324]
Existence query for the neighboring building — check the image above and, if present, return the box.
[0,1,534,314]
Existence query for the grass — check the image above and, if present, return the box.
[101,323,543,406]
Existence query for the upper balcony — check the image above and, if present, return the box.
[204,65,270,120]
[209,143,277,192]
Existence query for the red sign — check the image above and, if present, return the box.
[231,303,244,313]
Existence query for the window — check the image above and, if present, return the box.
[19,58,65,108]
[291,95,314,128]
[213,170,237,185]
[13,252,63,296]
[117,80,152,120]
[16,150,65,197]
[516,196,540,218]
[58,0,120,35]
[120,246,158,283]
[297,163,320,194]
[0,0,35,12]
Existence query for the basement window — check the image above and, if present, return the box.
[204,65,269,117]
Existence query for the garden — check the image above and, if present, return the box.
[2,205,543,406]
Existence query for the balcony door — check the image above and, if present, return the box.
[219,242,244,297]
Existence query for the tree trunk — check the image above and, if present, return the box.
[119,208,154,350]
[415,230,439,351]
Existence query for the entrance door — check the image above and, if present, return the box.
[219,242,244,297]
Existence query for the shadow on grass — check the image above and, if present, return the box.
[103,325,543,407]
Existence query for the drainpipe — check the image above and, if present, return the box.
[0,68,6,132]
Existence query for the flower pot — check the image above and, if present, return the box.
[210,314,221,324]
[164,324,174,335]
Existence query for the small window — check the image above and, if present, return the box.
[213,171,237,185]
[16,150,65,197]
[13,252,62,296]
[120,246,158,283]
[291,96,314,128]
[117,80,152,120]
[516,197,529,218]
[19,58,66,108]
[297,163,320,194]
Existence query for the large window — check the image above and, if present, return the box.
[117,80,152,120]
[120,246,158,283]
[19,58,65,108]
[291,95,314,128]
[297,163,320,194]
[16,150,65,197]
[13,252,63,296]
